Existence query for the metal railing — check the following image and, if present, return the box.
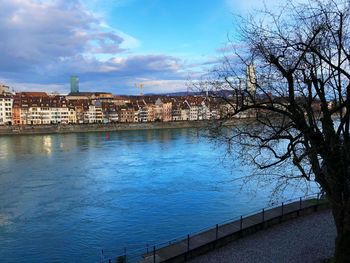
[99,192,324,263]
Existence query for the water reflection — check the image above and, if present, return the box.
[43,136,52,155]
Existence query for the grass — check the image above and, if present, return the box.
[307,198,330,205]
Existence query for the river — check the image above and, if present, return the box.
[0,128,317,262]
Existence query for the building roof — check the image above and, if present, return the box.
[67,92,113,97]
[18,92,48,97]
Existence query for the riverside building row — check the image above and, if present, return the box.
[0,90,234,126]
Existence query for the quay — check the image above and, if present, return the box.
[0,121,210,136]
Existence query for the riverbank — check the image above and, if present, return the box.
[0,121,214,136]
[138,197,329,263]
[190,209,335,263]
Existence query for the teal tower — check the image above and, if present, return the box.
[70,76,79,93]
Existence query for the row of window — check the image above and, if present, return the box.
[27,116,70,120]
[0,107,12,111]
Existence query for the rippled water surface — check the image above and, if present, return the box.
[0,128,315,262]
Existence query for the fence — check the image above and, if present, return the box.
[99,192,326,263]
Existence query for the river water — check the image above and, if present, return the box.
[0,128,316,262]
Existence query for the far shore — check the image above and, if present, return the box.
[0,118,275,136]
[0,120,212,136]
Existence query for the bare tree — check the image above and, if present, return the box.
[202,1,350,261]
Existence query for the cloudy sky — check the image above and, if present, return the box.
[0,0,281,94]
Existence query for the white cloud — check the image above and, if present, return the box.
[0,0,212,94]
[0,0,126,75]
[0,77,67,94]
[114,29,141,50]
[133,79,188,94]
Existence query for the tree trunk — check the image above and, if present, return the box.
[332,201,350,263]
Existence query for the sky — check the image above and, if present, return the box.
[0,0,282,95]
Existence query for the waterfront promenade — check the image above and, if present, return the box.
[191,209,335,263]
[133,197,330,263]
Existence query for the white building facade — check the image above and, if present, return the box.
[0,95,13,125]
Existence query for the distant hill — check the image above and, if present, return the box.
[144,90,235,97]
[144,91,201,96]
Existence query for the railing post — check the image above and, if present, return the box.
[281,202,284,216]
[215,224,218,240]
[315,193,320,211]
[299,197,302,210]
[109,259,111,263]
[262,208,265,223]
[187,234,190,252]
[185,234,190,261]
[240,216,243,231]
[153,246,156,263]
[124,247,127,262]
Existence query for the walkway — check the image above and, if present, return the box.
[190,210,335,263]
[140,199,330,263]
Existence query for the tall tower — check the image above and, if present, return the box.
[246,64,256,97]
[70,76,79,93]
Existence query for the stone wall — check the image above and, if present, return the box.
[0,121,210,135]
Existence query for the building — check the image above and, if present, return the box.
[189,104,199,120]
[119,104,135,123]
[162,98,173,122]
[246,64,256,97]
[14,92,50,125]
[86,101,103,123]
[50,96,69,124]
[113,96,130,106]
[11,93,77,125]
[70,76,79,93]
[12,96,21,125]
[171,104,182,121]
[0,83,11,95]
[133,105,139,123]
[154,98,164,121]
[2,88,254,125]
[102,102,119,123]
[68,99,89,124]
[199,100,211,120]
[184,99,200,121]
[0,94,13,125]
[136,100,148,123]
[66,92,114,102]
[94,101,103,123]
[180,102,190,121]
[147,104,155,122]
[68,106,77,124]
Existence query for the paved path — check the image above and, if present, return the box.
[190,210,336,263]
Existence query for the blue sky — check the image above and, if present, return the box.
[0,0,280,94]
